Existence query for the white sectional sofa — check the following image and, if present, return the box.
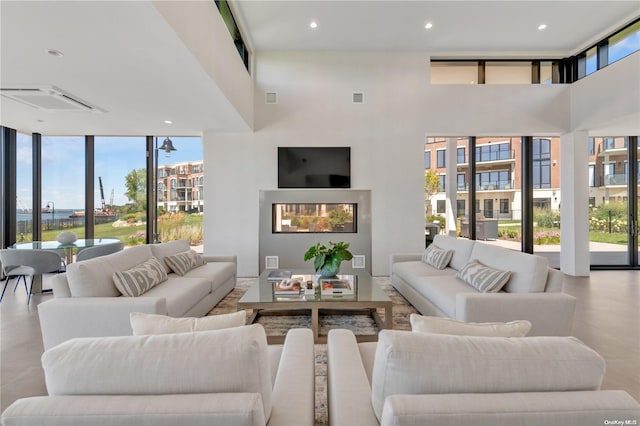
[391,235,576,336]
[38,239,236,349]
[327,329,640,426]
[1,325,315,426]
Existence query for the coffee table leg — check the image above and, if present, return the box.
[385,304,393,329]
[311,308,319,343]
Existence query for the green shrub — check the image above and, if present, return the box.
[426,215,445,231]
[533,207,560,228]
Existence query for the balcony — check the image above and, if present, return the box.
[455,180,516,192]
[457,150,516,168]
[599,174,640,186]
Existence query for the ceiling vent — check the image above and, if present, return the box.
[265,91,278,104]
[0,86,105,112]
[352,92,364,104]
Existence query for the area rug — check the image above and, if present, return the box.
[208,276,418,426]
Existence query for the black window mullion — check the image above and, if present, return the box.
[521,136,534,254]
[628,136,638,266]
[85,136,95,239]
[32,133,42,242]
[146,136,154,244]
[469,137,477,240]
[1,127,17,248]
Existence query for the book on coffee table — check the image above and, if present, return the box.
[267,270,292,281]
[273,278,303,295]
[320,278,354,296]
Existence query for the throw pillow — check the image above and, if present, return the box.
[456,259,511,292]
[410,314,532,337]
[164,250,206,276]
[130,311,247,335]
[420,244,454,270]
[112,257,167,297]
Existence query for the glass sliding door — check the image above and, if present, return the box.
[589,137,632,265]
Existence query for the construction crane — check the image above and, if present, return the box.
[98,176,106,211]
[109,189,114,207]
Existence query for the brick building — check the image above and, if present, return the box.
[157,161,204,213]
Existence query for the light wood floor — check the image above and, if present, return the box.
[1,271,639,412]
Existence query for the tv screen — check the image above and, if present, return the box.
[278,147,351,188]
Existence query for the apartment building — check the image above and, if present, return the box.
[157,161,204,213]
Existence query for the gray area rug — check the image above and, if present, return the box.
[208,276,418,426]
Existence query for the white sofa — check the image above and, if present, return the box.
[328,329,640,426]
[39,240,237,349]
[391,235,576,335]
[1,325,315,426]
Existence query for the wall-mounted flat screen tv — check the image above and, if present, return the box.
[278,147,351,188]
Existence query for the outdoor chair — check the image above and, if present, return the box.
[75,241,124,262]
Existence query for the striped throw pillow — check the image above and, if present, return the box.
[456,259,511,293]
[113,257,168,297]
[421,244,454,270]
[164,250,206,276]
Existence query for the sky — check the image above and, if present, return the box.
[16,135,202,210]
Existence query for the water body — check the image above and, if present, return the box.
[17,209,81,221]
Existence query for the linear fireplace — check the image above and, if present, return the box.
[259,190,371,273]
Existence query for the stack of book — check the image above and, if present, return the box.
[267,270,292,281]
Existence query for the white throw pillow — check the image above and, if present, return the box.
[130,311,247,335]
[456,259,511,292]
[410,314,532,337]
[164,249,206,276]
[112,257,167,297]
[420,244,454,270]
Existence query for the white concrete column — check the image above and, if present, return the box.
[560,130,590,276]
[445,137,458,236]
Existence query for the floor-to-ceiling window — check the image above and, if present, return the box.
[94,137,147,244]
[15,132,33,242]
[532,137,561,267]
[41,136,85,239]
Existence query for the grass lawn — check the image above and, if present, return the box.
[589,231,628,245]
[41,222,146,243]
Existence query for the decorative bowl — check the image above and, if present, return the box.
[56,231,78,244]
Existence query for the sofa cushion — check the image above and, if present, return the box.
[130,310,247,335]
[183,261,236,292]
[469,242,549,293]
[410,314,531,337]
[421,244,454,270]
[431,235,475,271]
[42,324,274,420]
[410,275,475,318]
[66,245,153,297]
[456,259,511,293]
[140,276,210,317]
[370,330,606,422]
[164,250,206,276]
[150,240,191,273]
[113,257,168,297]
[393,261,456,284]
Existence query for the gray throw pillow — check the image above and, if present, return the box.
[456,259,511,292]
[113,257,168,297]
[421,244,454,270]
[164,249,206,276]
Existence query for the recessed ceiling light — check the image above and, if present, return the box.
[425,22,433,29]
[164,120,173,124]
[37,119,45,123]
[538,24,547,30]
[46,49,64,57]
[310,21,318,29]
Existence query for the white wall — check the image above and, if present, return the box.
[570,52,640,135]
[203,51,636,276]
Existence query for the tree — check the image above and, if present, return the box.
[424,170,441,216]
[124,168,147,211]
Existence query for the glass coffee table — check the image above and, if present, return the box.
[238,270,392,343]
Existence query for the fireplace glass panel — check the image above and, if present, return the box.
[272,203,356,233]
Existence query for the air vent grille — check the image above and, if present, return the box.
[352,92,364,104]
[265,91,278,104]
[0,85,104,112]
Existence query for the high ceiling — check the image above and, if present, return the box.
[1,1,639,136]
